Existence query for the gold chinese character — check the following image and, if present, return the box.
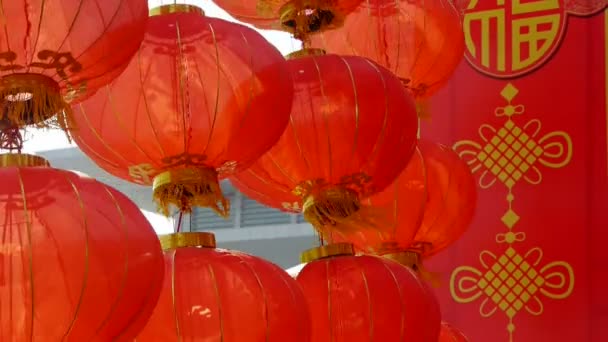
[464,0,565,76]
[128,164,156,185]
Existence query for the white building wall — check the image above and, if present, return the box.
[37,147,316,268]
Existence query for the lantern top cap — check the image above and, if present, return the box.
[149,4,205,17]
[160,232,217,251]
[301,243,354,263]
[0,153,50,168]
[286,48,327,60]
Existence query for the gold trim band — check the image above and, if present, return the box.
[0,153,50,168]
[301,243,354,263]
[159,232,217,251]
[149,4,205,17]
[382,250,421,269]
[286,48,327,60]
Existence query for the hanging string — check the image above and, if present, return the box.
[175,211,184,233]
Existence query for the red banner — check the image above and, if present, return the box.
[422,2,607,341]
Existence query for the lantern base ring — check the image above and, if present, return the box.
[0,153,50,168]
[286,48,326,60]
[301,243,354,263]
[149,4,205,17]
[152,166,230,217]
[159,232,217,251]
[0,73,72,130]
[382,250,422,271]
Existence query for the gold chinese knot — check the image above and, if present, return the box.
[462,0,604,78]
[449,83,574,341]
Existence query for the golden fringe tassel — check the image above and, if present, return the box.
[0,74,74,133]
[382,249,442,288]
[279,0,344,40]
[152,167,230,218]
[301,186,391,240]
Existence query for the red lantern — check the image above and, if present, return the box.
[411,141,477,257]
[0,153,164,341]
[0,0,148,129]
[230,50,418,238]
[296,243,441,341]
[69,4,293,217]
[310,0,464,101]
[212,0,363,37]
[135,232,311,342]
[439,322,469,342]
[326,140,476,257]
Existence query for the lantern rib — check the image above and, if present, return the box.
[59,174,91,340]
[324,259,333,341]
[231,31,257,139]
[288,113,311,171]
[311,56,333,179]
[357,59,391,176]
[0,2,13,70]
[70,129,122,169]
[174,20,190,156]
[276,264,307,338]
[37,0,84,77]
[356,261,374,342]
[136,48,168,158]
[207,263,225,341]
[235,254,271,342]
[201,23,222,158]
[90,186,131,338]
[108,84,162,162]
[16,169,35,340]
[339,56,360,167]
[379,260,406,342]
[170,250,182,340]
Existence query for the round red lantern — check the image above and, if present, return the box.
[70,4,293,217]
[0,153,164,341]
[0,0,148,129]
[327,140,476,256]
[439,322,468,342]
[310,0,464,101]
[296,243,441,341]
[212,0,363,37]
[230,49,418,238]
[135,232,311,342]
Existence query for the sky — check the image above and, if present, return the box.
[22,0,299,154]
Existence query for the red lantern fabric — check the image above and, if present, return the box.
[230,50,418,237]
[439,322,468,342]
[69,5,293,217]
[296,244,441,341]
[212,0,363,35]
[310,0,464,101]
[0,153,164,341]
[324,140,477,258]
[413,141,477,257]
[0,0,148,128]
[135,232,311,342]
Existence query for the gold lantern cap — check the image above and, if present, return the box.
[286,48,327,60]
[0,153,50,168]
[159,232,217,251]
[300,243,354,263]
[150,4,205,17]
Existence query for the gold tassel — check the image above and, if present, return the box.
[152,167,230,218]
[382,249,442,288]
[0,73,73,130]
[298,185,390,240]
